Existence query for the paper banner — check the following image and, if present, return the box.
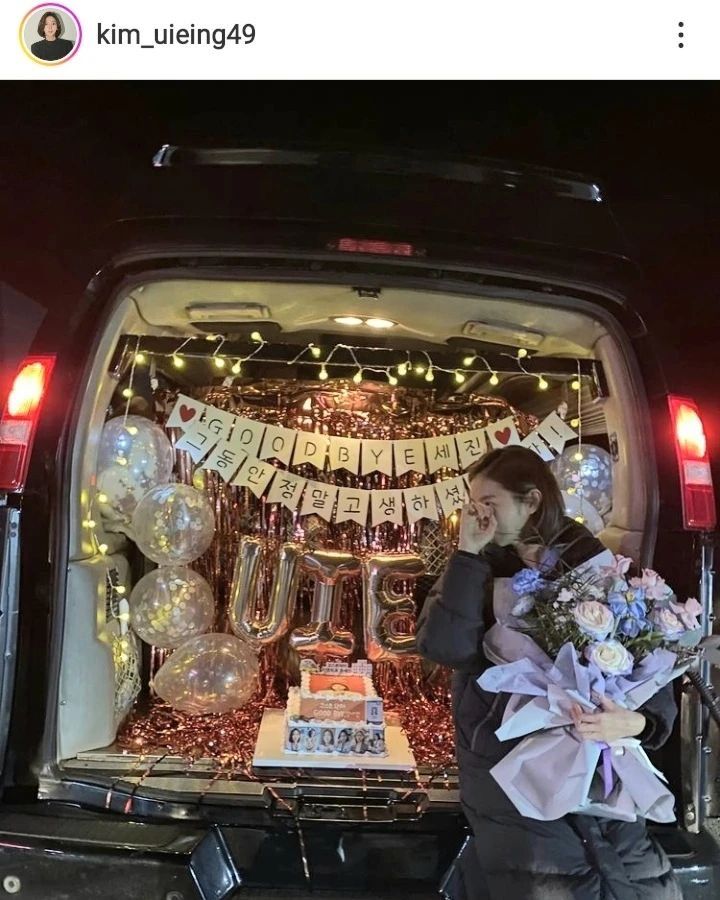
[202,439,247,482]
[457,427,489,470]
[259,424,297,466]
[231,456,276,498]
[231,417,266,458]
[328,436,362,474]
[299,481,339,522]
[487,416,521,450]
[521,431,555,462]
[434,475,470,517]
[202,407,236,442]
[403,485,439,524]
[393,438,427,476]
[174,421,220,464]
[166,394,206,431]
[335,487,371,525]
[371,489,404,526]
[361,439,394,476]
[424,434,460,474]
[292,433,329,469]
[537,411,578,454]
[266,470,307,511]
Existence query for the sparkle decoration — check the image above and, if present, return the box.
[552,443,613,519]
[118,376,537,768]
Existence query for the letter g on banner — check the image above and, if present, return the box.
[229,537,303,647]
[362,554,425,662]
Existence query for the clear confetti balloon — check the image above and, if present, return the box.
[132,483,215,565]
[96,416,174,529]
[152,632,259,714]
[129,566,215,649]
[552,444,613,518]
[561,491,605,536]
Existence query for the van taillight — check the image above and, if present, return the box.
[668,395,716,530]
[0,356,56,492]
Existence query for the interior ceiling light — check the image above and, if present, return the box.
[331,315,397,329]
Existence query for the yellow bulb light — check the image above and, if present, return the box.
[572,379,581,391]
[454,370,466,384]
[397,362,408,377]
[538,377,549,391]
[250,331,263,343]
[574,452,584,462]
[518,348,529,359]
[319,366,329,381]
[425,369,435,383]
[213,357,226,369]
[489,373,500,386]
[231,362,242,375]
[134,352,146,364]
[388,373,399,386]
[310,345,322,358]
[172,354,185,369]
[97,493,108,504]
[462,355,476,367]
[414,365,425,375]
[121,388,133,399]
[352,370,363,384]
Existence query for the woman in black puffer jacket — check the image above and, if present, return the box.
[416,446,681,900]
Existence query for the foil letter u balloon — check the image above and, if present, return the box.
[229,537,303,647]
[362,554,425,662]
[289,550,361,657]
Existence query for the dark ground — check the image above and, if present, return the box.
[2,81,719,453]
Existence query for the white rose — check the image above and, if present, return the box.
[585,640,634,676]
[572,600,615,640]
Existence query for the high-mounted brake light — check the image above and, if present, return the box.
[332,238,418,257]
[668,395,716,530]
[0,355,56,492]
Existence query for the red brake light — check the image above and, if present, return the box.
[0,356,56,492]
[668,395,716,530]
[333,238,417,257]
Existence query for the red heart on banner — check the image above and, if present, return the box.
[494,427,511,445]
[179,404,196,423]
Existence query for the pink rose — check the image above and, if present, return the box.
[629,568,672,601]
[669,597,702,631]
[601,555,633,578]
[650,608,685,640]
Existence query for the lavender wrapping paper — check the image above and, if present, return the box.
[478,628,685,823]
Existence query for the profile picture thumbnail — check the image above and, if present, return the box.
[20,5,82,65]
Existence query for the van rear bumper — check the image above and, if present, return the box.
[0,803,461,899]
[0,805,719,899]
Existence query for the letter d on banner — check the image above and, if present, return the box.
[229,537,303,647]
[362,554,425,662]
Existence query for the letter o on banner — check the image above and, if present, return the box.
[362,554,425,662]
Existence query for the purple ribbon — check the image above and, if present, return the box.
[597,742,614,798]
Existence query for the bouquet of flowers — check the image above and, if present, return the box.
[478,552,703,823]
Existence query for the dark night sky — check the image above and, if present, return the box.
[2,81,719,440]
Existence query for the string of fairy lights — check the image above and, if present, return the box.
[119,332,588,398]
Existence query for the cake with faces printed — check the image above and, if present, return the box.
[284,659,387,757]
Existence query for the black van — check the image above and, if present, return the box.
[1,148,719,899]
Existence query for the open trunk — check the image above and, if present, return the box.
[39,266,662,818]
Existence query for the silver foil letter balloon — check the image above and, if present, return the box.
[289,550,361,657]
[362,554,425,662]
[229,537,303,647]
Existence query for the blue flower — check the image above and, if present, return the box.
[608,590,647,623]
[619,617,647,638]
[511,568,546,596]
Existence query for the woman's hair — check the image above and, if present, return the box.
[467,445,566,545]
[38,11,64,37]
